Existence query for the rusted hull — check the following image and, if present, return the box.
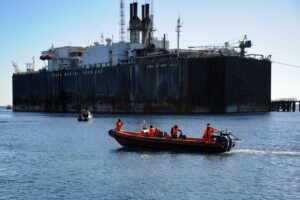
[12,57,271,113]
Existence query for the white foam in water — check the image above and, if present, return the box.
[230,149,300,156]
[141,154,151,159]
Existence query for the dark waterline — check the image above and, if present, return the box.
[0,108,299,199]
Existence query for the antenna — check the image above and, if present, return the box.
[32,56,35,71]
[150,0,155,38]
[101,33,104,45]
[176,17,183,58]
[119,0,126,42]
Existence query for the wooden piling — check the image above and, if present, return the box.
[292,102,296,112]
[271,98,298,112]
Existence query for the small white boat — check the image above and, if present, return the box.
[78,110,93,122]
[6,105,12,110]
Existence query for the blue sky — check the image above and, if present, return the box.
[0,0,299,105]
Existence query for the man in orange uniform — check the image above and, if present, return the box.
[115,119,124,131]
[171,125,180,139]
[149,125,157,137]
[203,123,218,143]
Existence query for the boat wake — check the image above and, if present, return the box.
[230,149,300,156]
[140,154,151,159]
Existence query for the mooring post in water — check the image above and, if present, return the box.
[288,101,291,112]
[276,102,279,112]
[292,101,296,112]
[282,102,286,112]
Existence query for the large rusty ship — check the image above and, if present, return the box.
[12,1,271,113]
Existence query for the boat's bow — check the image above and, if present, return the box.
[108,129,116,138]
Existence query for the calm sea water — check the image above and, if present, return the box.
[0,107,299,200]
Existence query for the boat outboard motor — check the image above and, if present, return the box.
[217,130,234,152]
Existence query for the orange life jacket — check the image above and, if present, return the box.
[149,127,156,137]
[203,127,217,142]
[171,127,178,136]
[115,122,123,131]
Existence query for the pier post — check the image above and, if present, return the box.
[282,102,286,112]
[292,101,296,112]
[271,99,299,112]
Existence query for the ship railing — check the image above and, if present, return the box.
[245,54,271,60]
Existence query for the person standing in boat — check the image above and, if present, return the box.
[115,119,124,131]
[171,125,181,139]
[203,123,218,143]
[149,125,158,137]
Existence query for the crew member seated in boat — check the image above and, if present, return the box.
[171,125,181,139]
[203,123,218,143]
[115,119,124,131]
[149,125,156,137]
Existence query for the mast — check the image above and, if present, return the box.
[119,0,126,42]
[176,17,182,58]
[150,0,154,41]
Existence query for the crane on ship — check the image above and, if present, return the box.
[189,35,252,57]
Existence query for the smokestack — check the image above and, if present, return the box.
[129,2,141,43]
[145,4,150,18]
[142,5,145,19]
[130,3,133,18]
[133,2,138,17]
